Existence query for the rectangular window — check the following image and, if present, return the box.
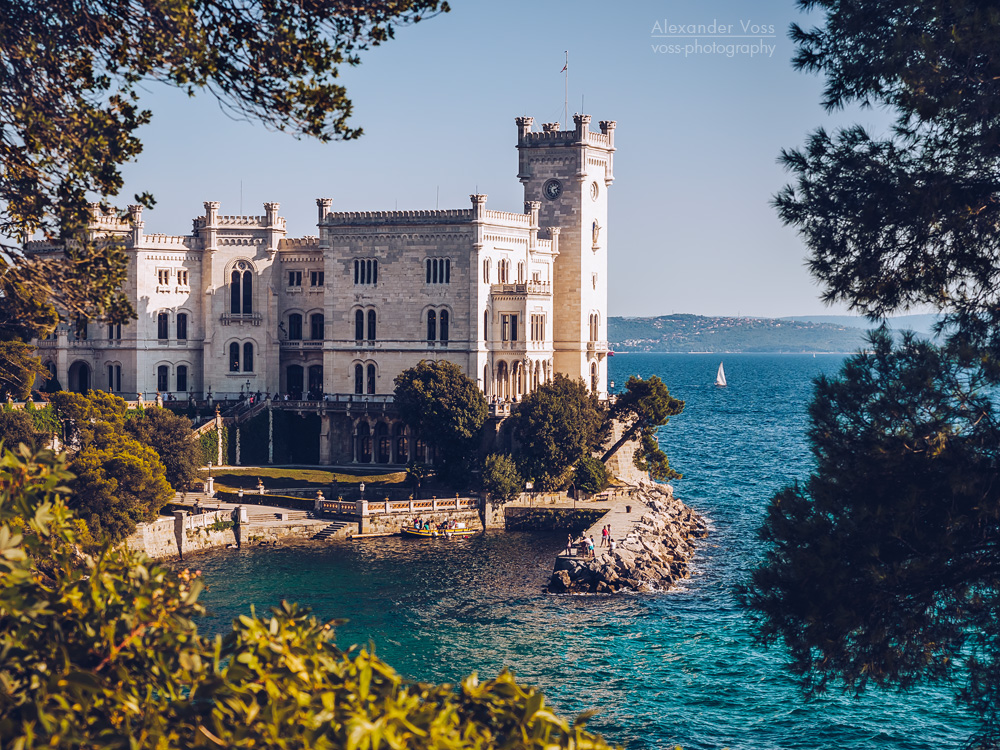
[426,258,452,284]
[107,323,121,340]
[157,312,168,340]
[288,270,302,287]
[177,313,188,340]
[531,314,545,342]
[310,270,324,287]
[177,270,189,286]
[502,315,510,342]
[177,365,188,392]
[354,259,378,285]
[510,314,518,342]
[157,269,169,286]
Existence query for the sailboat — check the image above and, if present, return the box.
[715,362,727,387]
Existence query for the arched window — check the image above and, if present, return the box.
[310,313,324,341]
[157,365,169,392]
[230,270,241,313]
[484,310,489,341]
[376,422,390,463]
[229,342,240,372]
[157,312,168,340]
[354,364,364,394]
[242,270,253,314]
[366,364,376,395]
[243,342,254,372]
[177,313,188,340]
[288,313,303,340]
[591,362,598,393]
[355,309,364,342]
[439,310,449,343]
[308,365,323,399]
[427,310,436,342]
[177,365,188,392]
[367,309,376,341]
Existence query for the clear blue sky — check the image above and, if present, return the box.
[118,0,893,318]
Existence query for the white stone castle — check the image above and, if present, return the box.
[28,114,614,412]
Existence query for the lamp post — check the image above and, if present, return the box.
[359,482,365,501]
[525,480,533,506]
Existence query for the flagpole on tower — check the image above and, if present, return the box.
[563,51,569,129]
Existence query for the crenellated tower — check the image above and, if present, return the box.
[515,114,615,396]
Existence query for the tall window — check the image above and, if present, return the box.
[589,312,599,342]
[310,270,324,287]
[354,364,364,394]
[107,364,121,392]
[517,262,525,283]
[288,270,302,287]
[310,313,324,340]
[157,365,168,392]
[354,258,378,285]
[501,314,518,342]
[355,309,364,342]
[367,364,376,395]
[177,365,188,392]
[483,259,491,283]
[107,323,121,340]
[243,342,254,372]
[498,259,510,284]
[484,310,489,341]
[230,263,254,314]
[229,342,240,372]
[439,310,449,343]
[427,310,436,342]
[177,313,188,340]
[288,313,303,340]
[531,314,545,341]
[367,310,376,341]
[425,258,451,284]
[157,269,169,286]
[157,312,168,340]
[177,270,189,287]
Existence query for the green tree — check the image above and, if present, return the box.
[746,1,1000,744]
[69,433,173,542]
[512,375,606,491]
[0,410,39,451]
[0,341,47,400]
[50,390,128,449]
[0,447,615,750]
[602,375,683,481]
[126,407,201,491]
[0,0,449,331]
[574,454,608,495]
[393,360,488,475]
[482,453,522,506]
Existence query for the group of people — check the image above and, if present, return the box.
[564,524,617,559]
[411,517,461,531]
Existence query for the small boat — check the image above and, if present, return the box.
[401,526,476,539]
[715,362,727,387]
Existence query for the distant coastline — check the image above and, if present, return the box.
[609,313,937,354]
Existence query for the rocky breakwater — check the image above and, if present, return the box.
[547,484,707,594]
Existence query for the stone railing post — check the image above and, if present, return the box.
[356,498,368,517]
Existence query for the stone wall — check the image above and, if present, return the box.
[504,506,606,533]
[125,511,325,561]
[602,417,648,486]
[358,509,482,536]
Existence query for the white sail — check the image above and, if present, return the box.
[715,362,727,387]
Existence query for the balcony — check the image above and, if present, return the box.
[587,340,609,353]
[220,313,262,326]
[490,281,551,297]
[280,340,325,349]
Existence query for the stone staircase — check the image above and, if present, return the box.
[247,509,310,522]
[312,520,354,541]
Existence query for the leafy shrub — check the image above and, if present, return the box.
[575,455,608,495]
[0,447,617,750]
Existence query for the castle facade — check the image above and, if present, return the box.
[29,115,614,415]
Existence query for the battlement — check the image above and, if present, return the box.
[482,209,532,226]
[321,208,476,227]
[278,236,321,250]
[143,233,194,247]
[515,113,616,150]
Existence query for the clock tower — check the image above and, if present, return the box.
[516,113,615,396]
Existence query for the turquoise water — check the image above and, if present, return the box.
[193,354,976,749]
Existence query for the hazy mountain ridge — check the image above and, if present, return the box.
[609,314,870,353]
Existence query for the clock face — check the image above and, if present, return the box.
[543,179,563,200]
[590,181,599,201]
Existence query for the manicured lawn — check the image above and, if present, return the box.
[205,467,407,491]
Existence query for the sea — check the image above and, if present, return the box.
[193,354,977,749]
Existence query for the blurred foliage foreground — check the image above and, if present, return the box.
[0,446,616,749]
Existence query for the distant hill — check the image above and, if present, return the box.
[609,314,868,353]
[781,314,939,337]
